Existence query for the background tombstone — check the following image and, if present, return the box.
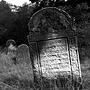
[28,7,82,90]
[17,44,30,64]
[16,44,34,82]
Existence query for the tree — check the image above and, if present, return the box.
[29,0,78,7]
[11,3,30,45]
[0,0,15,45]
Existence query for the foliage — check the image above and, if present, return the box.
[0,1,31,45]
[0,0,15,30]
[12,3,29,45]
[0,0,15,44]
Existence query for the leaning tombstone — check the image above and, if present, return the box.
[28,7,82,90]
[17,44,34,82]
[17,44,32,64]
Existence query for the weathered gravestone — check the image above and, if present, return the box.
[17,44,34,81]
[28,7,82,90]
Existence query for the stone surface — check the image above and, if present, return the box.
[38,38,71,79]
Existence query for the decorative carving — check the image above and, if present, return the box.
[29,7,73,35]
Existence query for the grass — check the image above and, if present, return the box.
[0,50,34,90]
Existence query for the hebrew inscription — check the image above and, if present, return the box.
[38,38,71,79]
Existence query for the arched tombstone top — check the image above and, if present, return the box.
[16,44,34,81]
[28,7,75,41]
[18,44,29,50]
[17,44,31,64]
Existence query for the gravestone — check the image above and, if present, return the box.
[17,44,31,64]
[17,44,34,81]
[28,7,82,90]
